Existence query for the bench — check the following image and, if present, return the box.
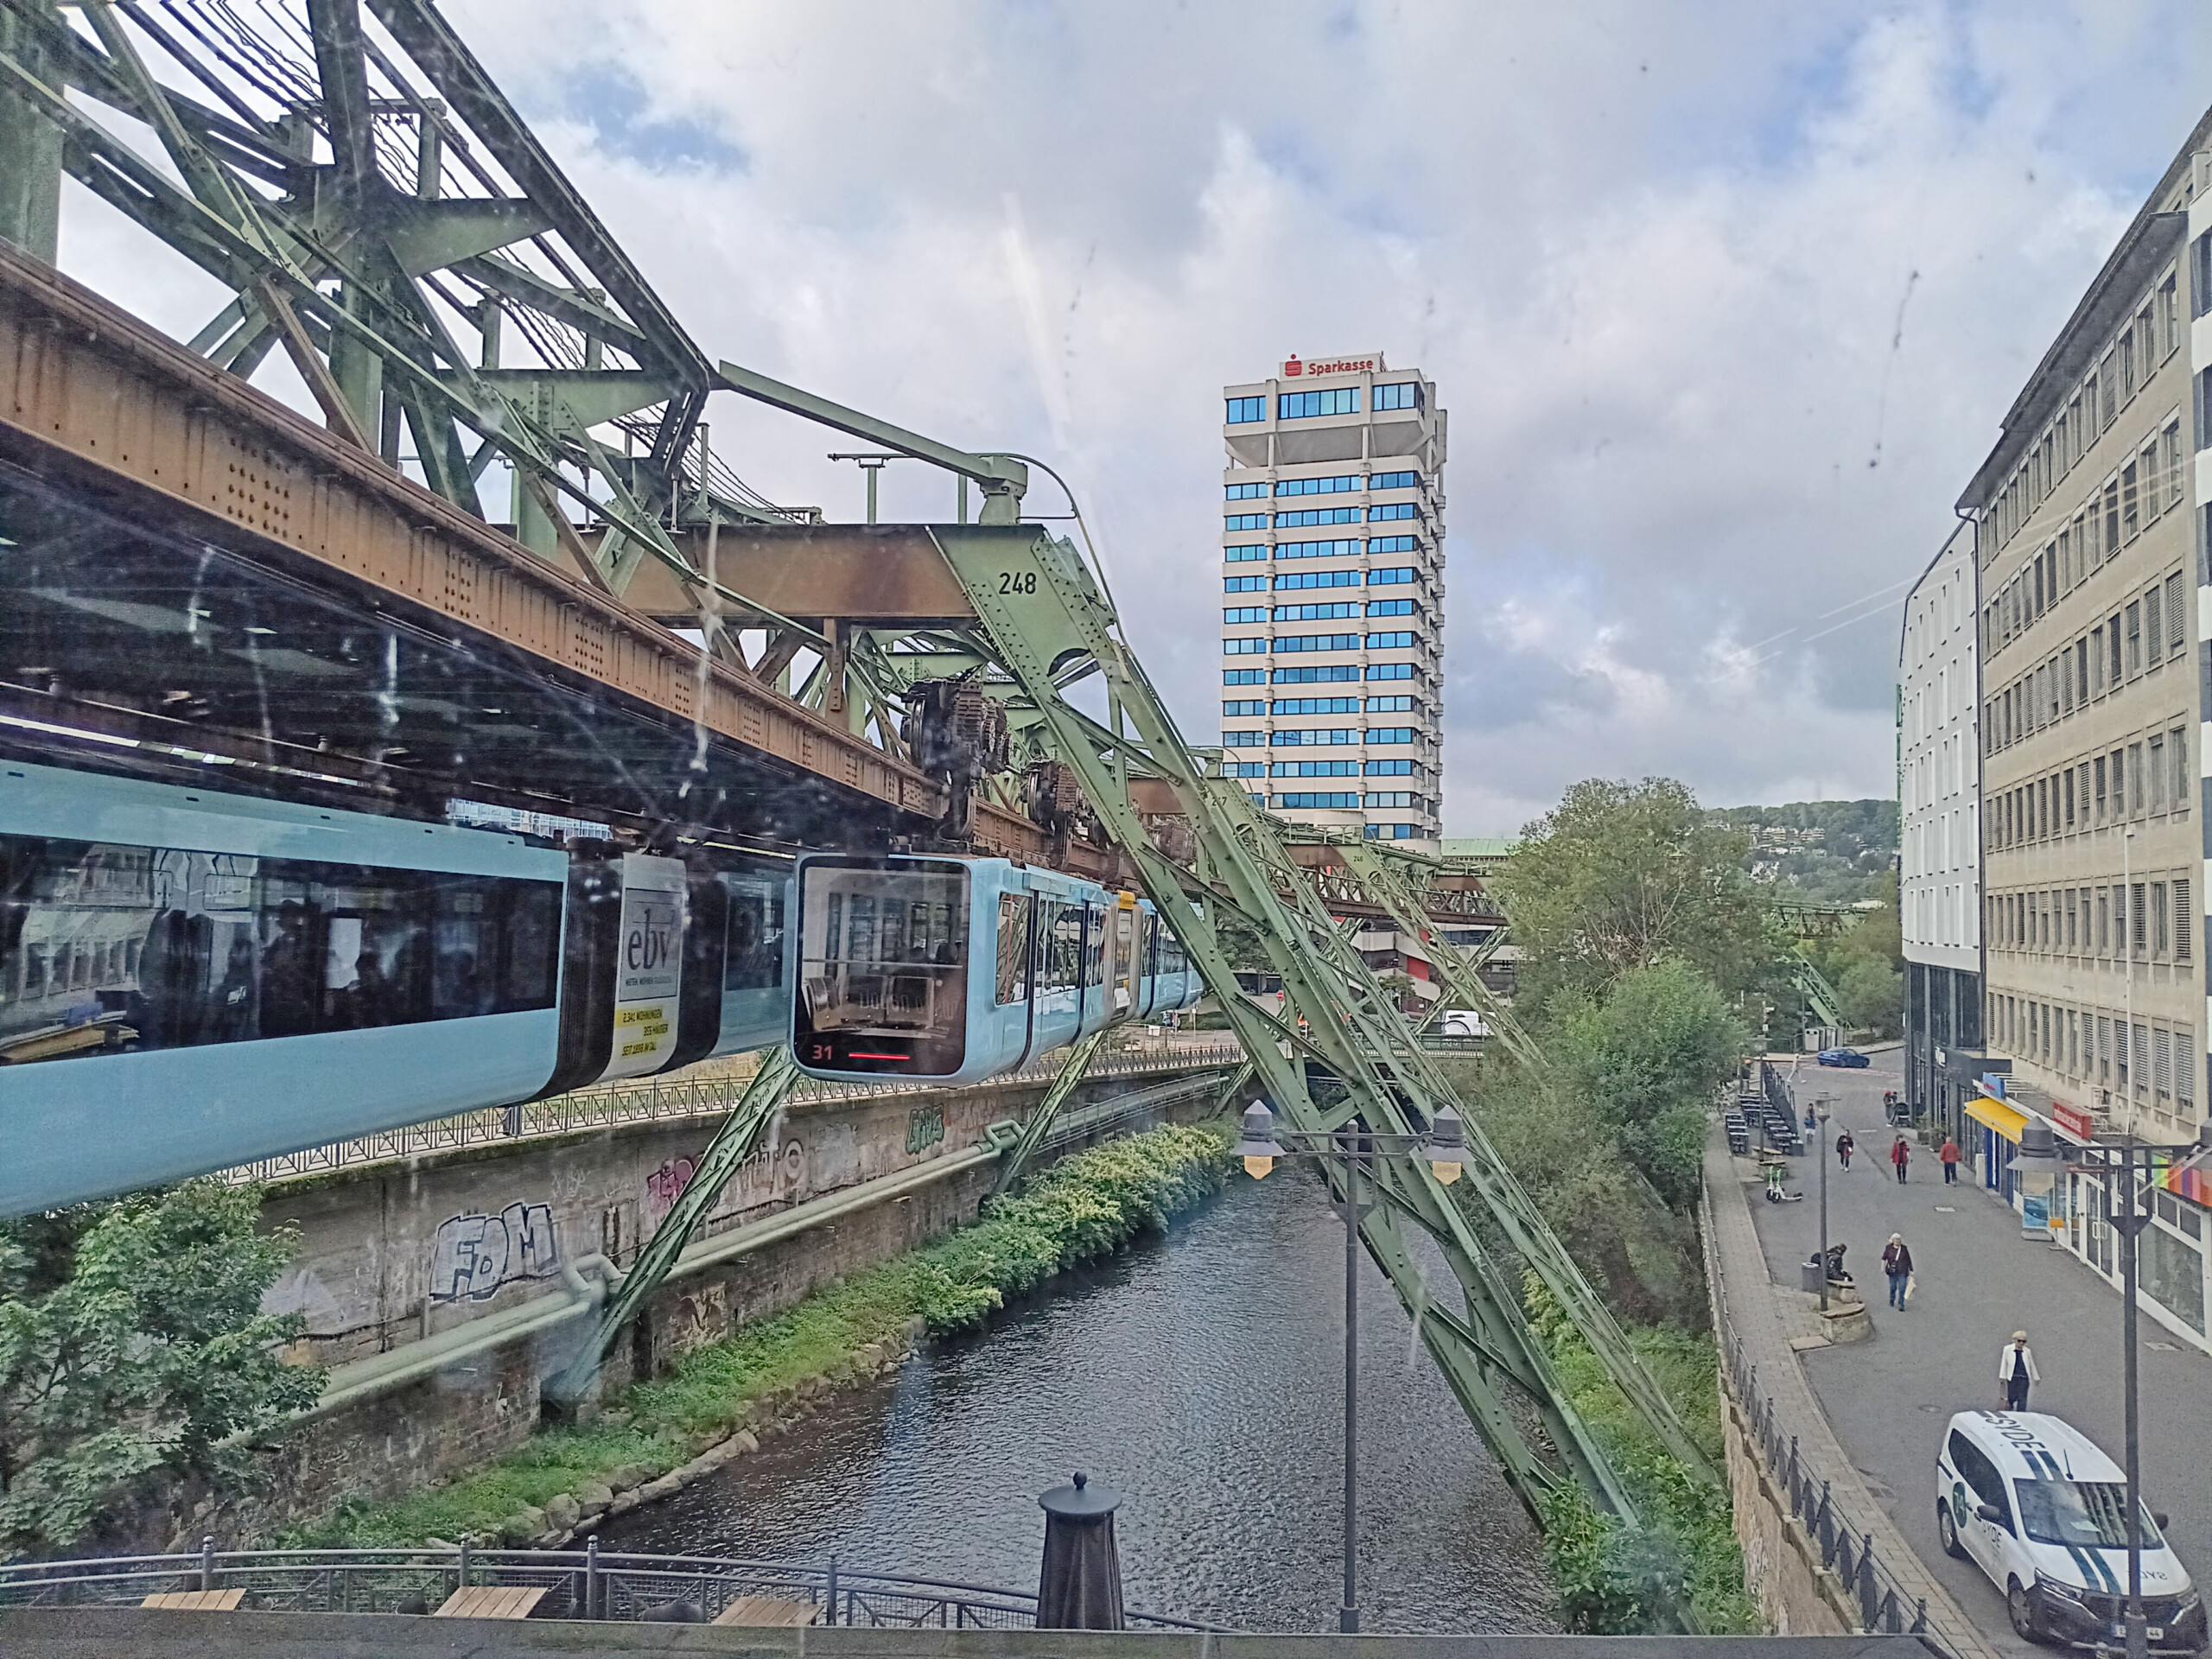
[433,1584,547,1619]
[713,1596,819,1627]
[140,1590,245,1611]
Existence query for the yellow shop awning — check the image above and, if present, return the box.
[1966,1094,2031,1143]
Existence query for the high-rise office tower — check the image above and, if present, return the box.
[1220,353,1446,843]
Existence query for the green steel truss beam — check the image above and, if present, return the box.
[991,1029,1107,1197]
[550,1048,800,1401]
[911,524,1696,1524]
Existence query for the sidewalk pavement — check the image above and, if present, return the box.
[1743,1053,2212,1658]
[1706,1125,1998,1659]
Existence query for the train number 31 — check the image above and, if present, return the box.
[995,571,1038,595]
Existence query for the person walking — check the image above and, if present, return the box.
[1999,1331,2039,1410]
[1939,1135,1961,1185]
[1836,1128,1855,1170]
[1882,1233,1914,1309]
[1891,1134,1911,1184]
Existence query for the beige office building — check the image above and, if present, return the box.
[1965,111,2212,1344]
[1219,353,1447,845]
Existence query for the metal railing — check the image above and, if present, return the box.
[218,1039,1248,1185]
[0,1542,1216,1630]
[1704,1152,1952,1656]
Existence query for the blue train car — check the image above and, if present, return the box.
[791,854,1201,1085]
[0,761,798,1213]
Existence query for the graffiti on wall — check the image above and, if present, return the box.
[644,1155,698,1230]
[429,1202,561,1303]
[906,1105,945,1154]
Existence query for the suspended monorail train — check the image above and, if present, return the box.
[0,760,1199,1214]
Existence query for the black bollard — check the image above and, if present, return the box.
[1036,1471,1125,1630]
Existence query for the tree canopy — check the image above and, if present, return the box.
[0,1180,321,1555]
[1493,777,1780,1013]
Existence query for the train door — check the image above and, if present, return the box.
[996,887,1038,1067]
[1110,898,1136,1020]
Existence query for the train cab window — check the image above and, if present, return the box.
[795,859,969,1075]
[720,870,786,991]
[0,834,560,1064]
[995,893,1033,1005]
[1084,905,1106,988]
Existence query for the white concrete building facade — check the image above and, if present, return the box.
[1219,353,1447,845]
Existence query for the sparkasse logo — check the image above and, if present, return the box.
[1282,355,1303,377]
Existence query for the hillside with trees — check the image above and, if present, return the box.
[1713,798,1897,906]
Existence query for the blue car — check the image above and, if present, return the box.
[1817,1047,1870,1068]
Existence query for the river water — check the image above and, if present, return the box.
[595,1166,1556,1633]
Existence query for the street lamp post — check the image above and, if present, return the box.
[1230,1098,1465,1634]
[1815,1094,1834,1312]
[2061,1133,2196,1659]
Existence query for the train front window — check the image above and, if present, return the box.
[0,835,560,1062]
[796,861,969,1075]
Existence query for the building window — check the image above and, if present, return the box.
[1225,513,1267,531]
[2159,275,2179,355]
[1275,474,1359,496]
[1274,569,1361,590]
[1224,637,1268,655]
[1369,535,1420,555]
[1224,606,1266,623]
[2121,461,2139,541]
[2178,880,2194,961]
[1368,502,1419,522]
[1366,695,1416,713]
[1270,728,1357,746]
[1280,388,1359,420]
[1365,823,1421,840]
[1224,668,1265,685]
[1274,633,1360,653]
[1365,758,1419,777]
[1369,567,1418,585]
[1275,791,1359,809]
[1225,481,1267,499]
[1270,760,1358,777]
[2154,880,2171,954]
[2172,725,2190,809]
[1272,664,1362,684]
[2194,232,2212,321]
[1226,396,1263,423]
[2199,370,2212,453]
[2126,601,2141,676]
[1225,544,1267,562]
[1222,730,1264,747]
[1365,727,1415,743]
[2166,423,2184,510]
[1373,383,1421,411]
[1367,598,1419,617]
[1369,469,1419,490]
[1364,792,1416,808]
[1273,696,1359,715]
[1275,507,1362,528]
[1367,664,1414,682]
[1276,538,1361,562]
[1274,602,1359,621]
[1223,700,1265,716]
[1366,631,1417,649]
[2146,584,2164,666]
[1225,575,1266,593]
[1224,762,1266,777]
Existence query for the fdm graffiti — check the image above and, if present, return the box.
[429,1203,560,1303]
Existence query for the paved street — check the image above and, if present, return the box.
[1743,1050,2212,1656]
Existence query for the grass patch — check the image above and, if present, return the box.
[295,1121,1230,1548]
[1525,1276,1756,1634]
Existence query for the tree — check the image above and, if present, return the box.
[0,1181,321,1554]
[1544,961,1751,1210]
[1494,778,1779,1014]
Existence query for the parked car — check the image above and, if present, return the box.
[1937,1411,2205,1650]
[1816,1047,1870,1068]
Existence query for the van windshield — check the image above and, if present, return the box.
[2013,1480,2166,1551]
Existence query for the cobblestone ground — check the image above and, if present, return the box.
[1743,1050,2212,1657]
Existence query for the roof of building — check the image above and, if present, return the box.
[1439,837,1516,859]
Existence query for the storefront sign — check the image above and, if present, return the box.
[2052,1101,2094,1141]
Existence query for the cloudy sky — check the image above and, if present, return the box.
[57,1,2212,835]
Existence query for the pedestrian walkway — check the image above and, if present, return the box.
[1705,1122,1997,1659]
[1741,1052,2212,1658]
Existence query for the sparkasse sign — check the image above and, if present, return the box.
[1282,353,1382,378]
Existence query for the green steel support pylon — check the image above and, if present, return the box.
[911,523,1693,1523]
[992,1028,1108,1196]
[549,1048,799,1400]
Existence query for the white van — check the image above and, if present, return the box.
[1936,1411,2204,1650]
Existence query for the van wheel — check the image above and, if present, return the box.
[2008,1579,2048,1644]
[1937,1504,1966,1560]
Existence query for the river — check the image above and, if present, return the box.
[594,1163,1557,1633]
